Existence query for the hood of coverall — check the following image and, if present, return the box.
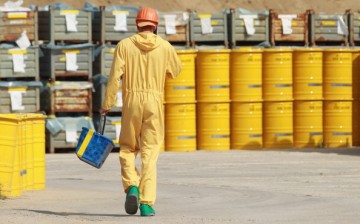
[130,32,161,51]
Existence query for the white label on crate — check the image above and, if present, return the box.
[279,14,296,35]
[65,52,79,71]
[164,15,177,35]
[16,30,31,49]
[9,90,25,111]
[64,14,78,32]
[116,90,123,107]
[65,123,78,143]
[115,123,121,139]
[337,16,348,35]
[12,53,26,73]
[239,15,257,35]
[200,17,213,34]
[113,13,128,31]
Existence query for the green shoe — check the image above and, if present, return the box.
[125,186,139,215]
[140,204,156,216]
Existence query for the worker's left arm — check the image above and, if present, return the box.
[166,45,182,79]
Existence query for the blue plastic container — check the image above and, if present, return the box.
[75,127,115,169]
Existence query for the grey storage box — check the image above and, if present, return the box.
[190,12,228,48]
[93,114,121,148]
[93,45,115,77]
[92,74,122,113]
[38,8,91,43]
[0,46,39,79]
[309,10,349,46]
[40,43,93,80]
[0,81,42,113]
[92,6,139,44]
[229,9,269,48]
[157,11,190,47]
[348,10,360,46]
[46,116,94,153]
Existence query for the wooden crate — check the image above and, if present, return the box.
[0,10,37,43]
[0,47,39,80]
[38,8,91,43]
[230,9,269,47]
[40,44,93,80]
[157,11,190,47]
[92,6,139,44]
[0,81,41,113]
[309,10,349,46]
[190,12,228,47]
[270,10,309,46]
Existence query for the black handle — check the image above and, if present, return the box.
[98,115,106,134]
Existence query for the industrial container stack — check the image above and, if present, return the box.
[228,8,270,48]
[352,49,360,146]
[92,6,140,148]
[38,4,94,153]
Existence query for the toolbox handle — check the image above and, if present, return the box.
[98,115,106,135]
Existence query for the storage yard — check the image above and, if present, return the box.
[1,0,360,223]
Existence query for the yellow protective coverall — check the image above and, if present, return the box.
[102,32,181,206]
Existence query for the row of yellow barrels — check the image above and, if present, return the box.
[0,114,46,197]
[165,100,356,151]
[166,47,360,103]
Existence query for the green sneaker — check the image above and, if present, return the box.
[125,186,139,215]
[140,204,156,216]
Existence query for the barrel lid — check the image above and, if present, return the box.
[231,47,263,53]
[293,47,323,52]
[263,47,293,52]
[176,49,198,54]
[197,49,231,53]
[323,48,354,52]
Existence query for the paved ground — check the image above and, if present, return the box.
[1,148,360,224]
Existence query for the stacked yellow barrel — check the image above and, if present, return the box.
[164,50,197,152]
[293,48,324,148]
[230,48,263,149]
[352,48,360,146]
[323,48,353,147]
[196,49,231,150]
[262,48,294,148]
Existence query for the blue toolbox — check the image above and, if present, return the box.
[75,116,115,169]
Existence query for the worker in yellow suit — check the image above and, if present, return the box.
[100,7,182,216]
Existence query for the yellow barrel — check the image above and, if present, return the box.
[353,100,360,146]
[351,48,360,99]
[263,48,293,101]
[231,102,262,149]
[196,49,231,102]
[230,48,263,102]
[323,48,352,100]
[165,50,197,103]
[293,48,323,100]
[294,101,323,148]
[324,101,352,148]
[197,102,230,150]
[0,114,23,197]
[263,101,293,148]
[30,114,46,190]
[24,117,34,190]
[165,103,196,152]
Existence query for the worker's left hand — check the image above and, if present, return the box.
[99,108,110,115]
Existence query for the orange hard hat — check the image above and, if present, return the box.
[136,7,159,27]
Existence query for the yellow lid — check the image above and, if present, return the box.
[323,48,354,52]
[293,47,323,52]
[231,47,264,53]
[263,47,293,52]
[176,49,198,54]
[198,49,231,53]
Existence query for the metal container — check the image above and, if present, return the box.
[0,47,39,79]
[349,11,360,45]
[93,45,115,77]
[309,10,349,46]
[92,6,139,44]
[157,11,190,47]
[270,10,309,46]
[38,8,91,43]
[0,10,38,43]
[0,81,42,113]
[93,114,121,148]
[40,44,93,80]
[92,74,122,113]
[40,81,93,116]
[229,9,269,47]
[190,12,228,47]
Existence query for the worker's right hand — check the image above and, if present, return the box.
[99,108,109,116]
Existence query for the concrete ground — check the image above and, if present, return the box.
[1,148,360,224]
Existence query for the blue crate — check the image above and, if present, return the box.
[76,127,115,169]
